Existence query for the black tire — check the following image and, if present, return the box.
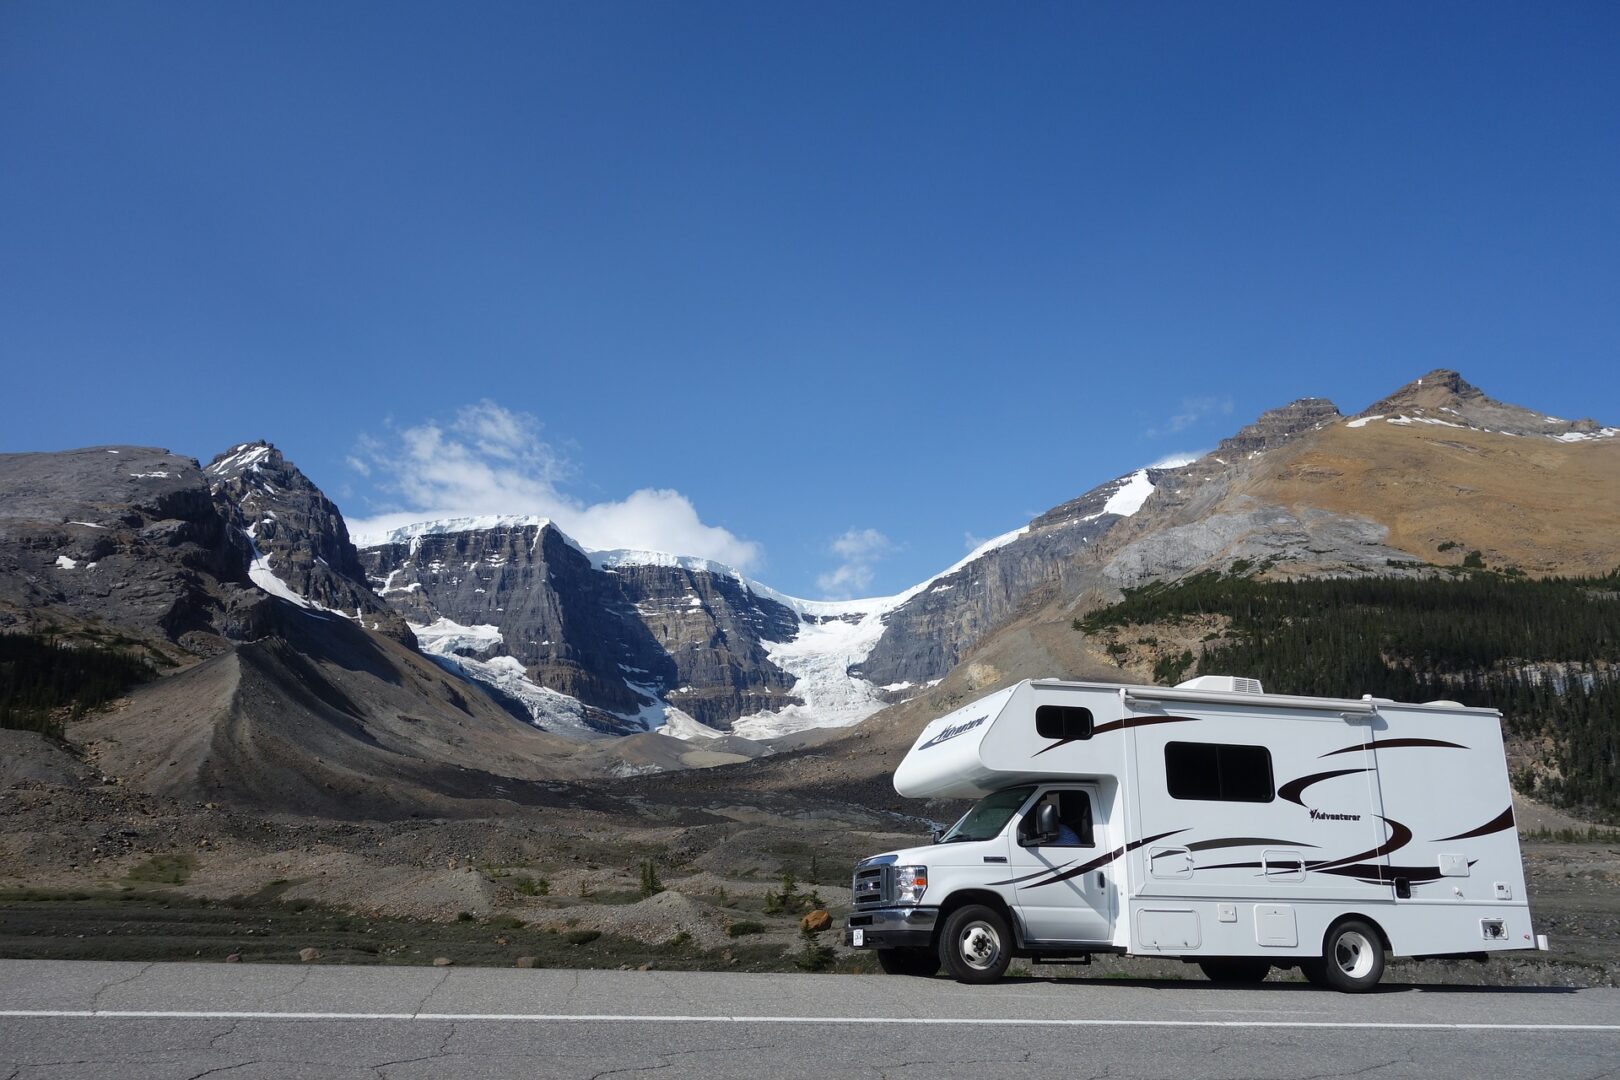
[1315,919,1386,993]
[939,904,1014,984]
[876,947,940,977]
[1197,958,1272,983]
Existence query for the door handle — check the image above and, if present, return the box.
[1096,872,1106,889]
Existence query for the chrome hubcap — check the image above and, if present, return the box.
[1334,930,1375,979]
[959,922,1001,970]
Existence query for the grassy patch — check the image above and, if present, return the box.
[510,875,549,896]
[124,854,196,886]
[0,890,798,972]
[726,920,764,937]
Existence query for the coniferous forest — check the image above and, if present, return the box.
[0,633,154,739]
[1078,569,1620,821]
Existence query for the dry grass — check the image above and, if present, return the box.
[1249,423,1620,577]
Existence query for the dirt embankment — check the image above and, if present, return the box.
[2,725,1617,985]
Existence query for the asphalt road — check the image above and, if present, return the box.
[0,960,1616,1079]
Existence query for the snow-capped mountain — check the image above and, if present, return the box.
[3,368,1615,809]
[351,461,1188,743]
[205,442,412,640]
[350,368,1620,752]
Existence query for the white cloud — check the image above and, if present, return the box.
[1147,450,1207,469]
[1146,396,1233,439]
[346,402,761,569]
[817,527,894,599]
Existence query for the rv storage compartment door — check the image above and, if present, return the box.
[1137,908,1201,950]
[1254,904,1298,948]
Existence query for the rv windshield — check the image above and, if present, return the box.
[937,785,1037,843]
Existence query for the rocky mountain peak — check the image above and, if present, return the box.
[1363,368,1484,415]
[1355,370,1612,441]
[1215,397,1342,456]
[206,440,411,640]
[204,441,283,481]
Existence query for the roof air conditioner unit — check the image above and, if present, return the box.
[1175,675,1265,695]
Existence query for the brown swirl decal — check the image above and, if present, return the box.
[1315,859,1475,886]
[1319,737,1467,758]
[1032,715,1194,757]
[1195,816,1414,875]
[980,859,1081,887]
[1277,767,1371,806]
[1432,805,1515,842]
[998,829,1189,889]
[1185,836,1319,852]
[1308,815,1414,873]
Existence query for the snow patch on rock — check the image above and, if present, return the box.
[1101,469,1156,517]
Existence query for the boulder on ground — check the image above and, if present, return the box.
[298,947,320,962]
[801,909,831,933]
[432,956,453,966]
[515,956,539,969]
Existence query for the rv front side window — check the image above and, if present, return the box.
[938,785,1037,843]
[1164,741,1275,803]
[1035,705,1093,741]
[1017,790,1095,847]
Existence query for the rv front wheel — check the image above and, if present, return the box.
[876,947,940,977]
[1309,919,1385,993]
[940,904,1012,984]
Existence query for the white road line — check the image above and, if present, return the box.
[0,1010,1617,1031]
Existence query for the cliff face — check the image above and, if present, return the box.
[0,445,259,652]
[359,521,670,718]
[205,442,413,643]
[356,523,807,729]
[602,560,802,725]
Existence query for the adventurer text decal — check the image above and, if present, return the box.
[918,715,987,750]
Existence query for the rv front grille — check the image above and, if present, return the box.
[852,865,889,908]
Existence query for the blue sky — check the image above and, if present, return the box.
[4,3,1618,598]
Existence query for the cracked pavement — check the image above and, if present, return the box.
[0,960,1616,1078]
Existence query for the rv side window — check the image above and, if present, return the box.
[1035,705,1093,741]
[1164,741,1275,803]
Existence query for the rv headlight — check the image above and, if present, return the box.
[894,865,928,904]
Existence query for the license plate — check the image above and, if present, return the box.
[851,929,864,947]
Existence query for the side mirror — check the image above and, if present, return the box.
[930,826,944,845]
[1022,803,1059,846]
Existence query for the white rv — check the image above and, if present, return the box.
[844,676,1545,991]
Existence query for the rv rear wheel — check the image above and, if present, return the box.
[1197,958,1271,984]
[940,904,1013,984]
[1308,919,1385,993]
[876,947,940,977]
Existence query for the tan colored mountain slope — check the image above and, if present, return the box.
[1249,419,1620,576]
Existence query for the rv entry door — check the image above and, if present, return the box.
[1008,787,1113,944]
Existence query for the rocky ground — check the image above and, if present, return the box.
[1,726,1616,986]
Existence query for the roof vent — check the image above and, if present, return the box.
[1175,675,1265,694]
